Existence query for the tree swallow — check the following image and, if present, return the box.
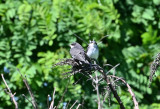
[70,42,90,64]
[87,40,99,60]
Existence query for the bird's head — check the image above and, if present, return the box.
[70,42,77,48]
[89,40,97,46]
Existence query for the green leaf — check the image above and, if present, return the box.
[142,8,154,20]
[153,0,160,5]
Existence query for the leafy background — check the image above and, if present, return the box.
[0,0,160,108]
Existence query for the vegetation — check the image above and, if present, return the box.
[0,0,160,108]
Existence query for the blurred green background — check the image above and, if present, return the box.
[0,0,160,108]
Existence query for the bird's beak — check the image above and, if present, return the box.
[69,44,73,48]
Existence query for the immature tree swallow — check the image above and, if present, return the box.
[87,40,99,60]
[70,42,90,64]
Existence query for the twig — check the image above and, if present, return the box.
[22,94,33,104]
[101,89,110,107]
[105,63,120,75]
[73,34,88,44]
[95,71,101,109]
[18,69,39,109]
[47,95,50,109]
[56,81,69,109]
[1,74,18,109]
[70,100,78,109]
[66,100,71,109]
[109,75,139,109]
[54,57,125,108]
[97,66,125,109]
[97,35,109,45]
[49,88,56,109]
[76,104,81,109]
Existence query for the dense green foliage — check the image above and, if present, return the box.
[0,0,160,108]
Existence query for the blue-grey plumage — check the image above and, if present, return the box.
[70,42,90,64]
[87,40,99,60]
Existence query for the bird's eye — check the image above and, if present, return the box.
[71,43,75,45]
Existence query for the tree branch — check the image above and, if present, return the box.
[18,69,39,109]
[56,81,69,109]
[109,75,139,109]
[47,95,50,109]
[76,104,81,109]
[97,67,125,109]
[54,59,125,108]
[95,71,102,109]
[22,94,33,105]
[49,88,56,109]
[1,74,18,109]
[70,100,78,109]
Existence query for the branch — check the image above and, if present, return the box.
[101,88,110,107]
[95,71,102,109]
[66,100,71,109]
[109,75,139,109]
[18,69,39,109]
[70,100,78,109]
[49,88,56,109]
[97,67,125,109]
[56,81,69,109]
[22,94,33,105]
[76,104,81,109]
[1,74,18,109]
[54,59,125,108]
[47,95,50,109]
[104,63,120,75]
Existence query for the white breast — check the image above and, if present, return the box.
[87,46,99,60]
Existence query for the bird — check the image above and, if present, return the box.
[70,42,91,64]
[86,40,99,61]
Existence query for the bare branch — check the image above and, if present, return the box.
[95,71,102,109]
[56,81,69,109]
[70,100,78,109]
[54,58,125,108]
[105,63,120,75]
[49,88,56,109]
[18,69,39,109]
[1,74,18,109]
[47,95,50,109]
[97,67,125,109]
[22,94,33,104]
[73,34,88,44]
[109,75,139,109]
[101,89,110,107]
[76,104,81,109]
[97,35,109,45]
[66,100,71,109]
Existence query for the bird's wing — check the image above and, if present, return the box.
[75,43,85,52]
[70,48,90,63]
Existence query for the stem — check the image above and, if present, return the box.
[95,71,101,109]
[1,74,18,109]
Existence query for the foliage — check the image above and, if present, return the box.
[0,0,160,108]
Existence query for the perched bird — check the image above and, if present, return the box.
[87,40,99,60]
[70,42,90,64]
